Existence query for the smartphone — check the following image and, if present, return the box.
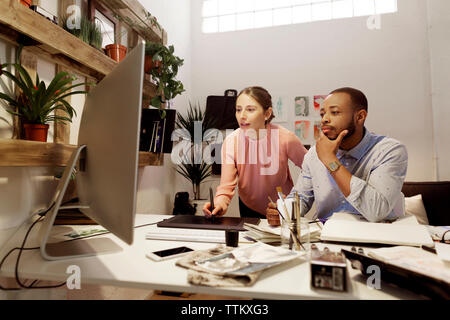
[146,246,194,262]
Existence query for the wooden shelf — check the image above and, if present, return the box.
[0,139,163,167]
[0,1,161,92]
[0,1,165,168]
[0,0,115,78]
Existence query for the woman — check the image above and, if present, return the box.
[203,86,307,223]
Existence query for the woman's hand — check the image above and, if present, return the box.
[266,201,281,226]
[203,202,226,218]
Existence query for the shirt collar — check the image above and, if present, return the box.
[337,127,374,161]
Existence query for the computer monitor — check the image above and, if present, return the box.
[38,42,145,260]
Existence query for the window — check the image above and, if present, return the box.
[202,0,397,33]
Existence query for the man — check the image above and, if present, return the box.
[266,87,408,225]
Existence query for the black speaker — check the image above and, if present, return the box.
[204,89,239,130]
[172,192,196,215]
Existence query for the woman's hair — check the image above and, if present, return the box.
[237,86,275,123]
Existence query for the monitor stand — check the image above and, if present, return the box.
[38,145,122,261]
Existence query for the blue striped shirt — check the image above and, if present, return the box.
[289,128,408,222]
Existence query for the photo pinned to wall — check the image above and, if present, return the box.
[313,95,327,114]
[272,96,288,123]
[314,121,322,140]
[295,96,309,117]
[294,120,310,143]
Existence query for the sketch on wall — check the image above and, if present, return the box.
[294,120,310,142]
[272,96,287,123]
[295,96,309,117]
[314,121,321,140]
[314,95,327,113]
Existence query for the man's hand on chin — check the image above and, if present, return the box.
[316,130,348,165]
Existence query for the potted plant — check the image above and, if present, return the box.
[174,103,216,213]
[145,42,184,116]
[105,43,127,62]
[20,0,32,8]
[61,15,103,51]
[0,47,90,142]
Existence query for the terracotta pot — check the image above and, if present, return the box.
[23,123,49,142]
[20,0,32,7]
[144,55,162,74]
[105,44,127,62]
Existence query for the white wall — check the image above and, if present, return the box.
[191,0,441,182]
[426,0,450,180]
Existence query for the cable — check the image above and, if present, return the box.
[0,203,66,290]
[0,215,161,291]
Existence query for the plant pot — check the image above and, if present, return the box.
[105,44,127,62]
[23,123,49,142]
[144,55,162,74]
[20,0,32,7]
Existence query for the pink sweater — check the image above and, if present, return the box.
[215,124,307,216]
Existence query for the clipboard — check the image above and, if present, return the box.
[341,249,450,299]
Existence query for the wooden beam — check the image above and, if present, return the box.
[139,151,164,167]
[0,23,105,80]
[0,139,164,167]
[0,139,76,167]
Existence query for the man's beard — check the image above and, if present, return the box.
[329,117,356,141]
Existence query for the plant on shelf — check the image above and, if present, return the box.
[61,15,103,51]
[174,102,215,203]
[0,46,90,142]
[115,9,162,38]
[145,42,184,116]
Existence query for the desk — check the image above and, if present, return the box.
[0,214,423,300]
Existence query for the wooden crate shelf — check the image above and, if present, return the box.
[0,0,165,168]
[0,139,162,167]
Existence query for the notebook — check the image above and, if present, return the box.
[320,212,434,247]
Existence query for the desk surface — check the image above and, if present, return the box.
[0,214,423,300]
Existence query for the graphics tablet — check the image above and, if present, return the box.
[157,215,260,231]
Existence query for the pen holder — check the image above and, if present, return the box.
[281,219,310,256]
[225,230,239,247]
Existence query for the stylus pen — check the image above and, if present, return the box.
[421,245,436,254]
[209,187,215,221]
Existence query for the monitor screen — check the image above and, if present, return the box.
[76,42,144,245]
[39,42,145,260]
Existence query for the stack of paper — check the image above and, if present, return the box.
[320,212,434,247]
[244,221,281,243]
[243,219,323,243]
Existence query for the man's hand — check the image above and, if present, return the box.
[316,130,348,165]
[266,201,281,226]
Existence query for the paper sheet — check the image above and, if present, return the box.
[435,243,450,263]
